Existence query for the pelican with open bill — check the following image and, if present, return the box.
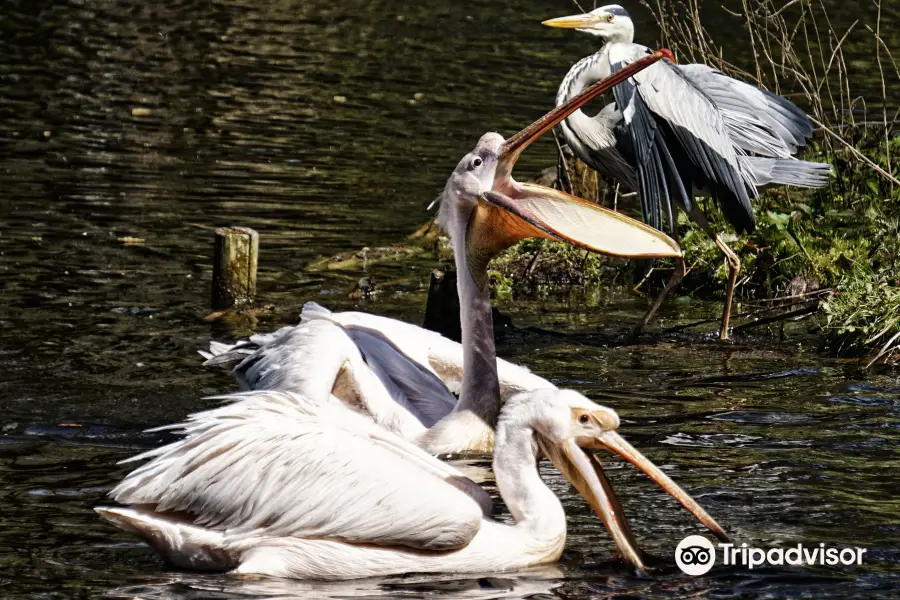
[457,48,684,301]
[476,49,681,259]
[200,48,683,457]
[99,49,729,578]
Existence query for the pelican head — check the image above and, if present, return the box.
[435,51,681,290]
[543,5,635,44]
[511,389,728,570]
[435,132,504,246]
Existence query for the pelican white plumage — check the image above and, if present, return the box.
[202,51,683,455]
[202,305,557,446]
[543,5,832,339]
[98,52,728,577]
[97,387,727,578]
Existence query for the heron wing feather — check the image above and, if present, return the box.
[613,71,670,230]
[608,43,755,232]
[678,64,813,157]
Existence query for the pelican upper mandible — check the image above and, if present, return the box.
[97,387,727,577]
[544,4,832,339]
[201,51,682,455]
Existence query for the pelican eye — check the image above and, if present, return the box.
[471,157,483,169]
[606,14,614,22]
[578,414,590,425]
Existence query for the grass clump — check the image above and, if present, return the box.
[631,0,899,360]
[820,267,900,363]
[488,238,629,303]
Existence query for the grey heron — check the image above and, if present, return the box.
[544,4,832,340]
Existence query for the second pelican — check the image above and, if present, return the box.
[98,388,726,577]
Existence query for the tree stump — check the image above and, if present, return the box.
[211,227,258,310]
[423,269,462,342]
[422,269,514,342]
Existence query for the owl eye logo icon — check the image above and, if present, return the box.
[675,535,716,575]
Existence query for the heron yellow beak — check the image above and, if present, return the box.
[539,425,728,571]
[542,13,605,29]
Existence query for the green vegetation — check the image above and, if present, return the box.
[821,267,900,362]
[645,0,900,363]
[488,237,622,303]
[497,0,899,363]
[676,134,899,302]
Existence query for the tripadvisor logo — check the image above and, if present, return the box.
[675,535,867,576]
[675,535,716,575]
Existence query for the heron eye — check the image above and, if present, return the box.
[471,157,483,169]
[606,14,614,22]
[578,414,590,425]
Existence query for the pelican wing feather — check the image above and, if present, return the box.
[302,302,556,400]
[111,390,485,551]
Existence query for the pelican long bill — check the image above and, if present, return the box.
[464,49,681,276]
[589,431,730,542]
[481,184,681,259]
[541,436,645,568]
[538,427,729,572]
[495,49,673,178]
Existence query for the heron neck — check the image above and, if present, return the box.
[556,50,612,108]
[604,29,634,45]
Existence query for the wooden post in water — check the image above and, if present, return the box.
[211,226,258,310]
[423,269,462,342]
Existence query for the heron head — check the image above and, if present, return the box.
[543,5,635,44]
[502,388,728,570]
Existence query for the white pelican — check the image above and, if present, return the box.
[98,54,728,576]
[97,387,727,578]
[543,5,831,339]
[201,51,684,455]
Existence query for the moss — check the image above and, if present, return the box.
[487,237,635,302]
[670,135,900,357]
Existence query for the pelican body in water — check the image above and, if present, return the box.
[98,53,728,576]
[202,51,683,456]
[98,388,725,578]
[543,5,832,339]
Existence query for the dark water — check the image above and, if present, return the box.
[1,0,899,598]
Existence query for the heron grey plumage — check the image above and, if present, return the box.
[545,4,832,339]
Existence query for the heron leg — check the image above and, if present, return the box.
[631,256,686,338]
[685,204,742,340]
[713,235,741,341]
